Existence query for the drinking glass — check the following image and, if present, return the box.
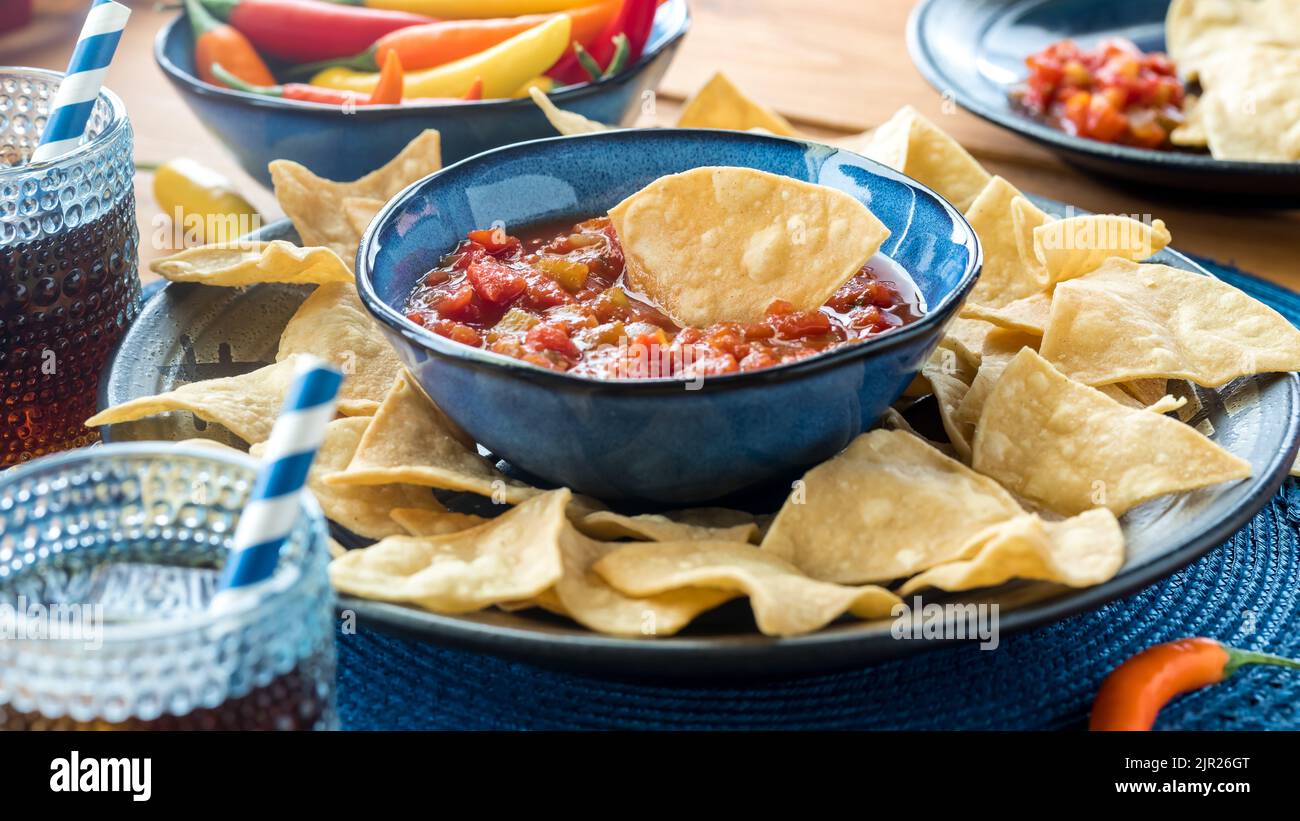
[0,66,141,468]
[0,443,338,730]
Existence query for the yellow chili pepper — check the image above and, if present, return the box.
[151,158,260,246]
[349,0,593,20]
[310,14,571,99]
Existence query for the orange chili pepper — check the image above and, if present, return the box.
[1090,637,1300,731]
[368,50,405,105]
[288,0,618,78]
[186,0,275,88]
[378,0,617,70]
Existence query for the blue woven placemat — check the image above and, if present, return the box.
[335,259,1300,731]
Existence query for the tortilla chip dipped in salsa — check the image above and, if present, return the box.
[403,168,919,379]
[609,167,891,327]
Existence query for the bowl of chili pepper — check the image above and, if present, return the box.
[354,129,983,503]
[155,0,690,187]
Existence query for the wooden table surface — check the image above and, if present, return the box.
[8,0,1299,286]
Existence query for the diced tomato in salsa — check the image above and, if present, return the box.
[402,217,922,379]
[1017,38,1187,149]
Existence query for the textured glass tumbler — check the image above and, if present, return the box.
[0,67,142,468]
[0,444,338,730]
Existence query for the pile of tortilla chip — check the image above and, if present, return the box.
[89,94,1300,640]
[1165,0,1300,161]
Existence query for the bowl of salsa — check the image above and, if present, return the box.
[357,130,981,503]
[402,216,924,380]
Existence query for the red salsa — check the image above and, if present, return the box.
[403,217,923,379]
[1017,38,1187,149]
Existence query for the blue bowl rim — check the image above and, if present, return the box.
[355,127,984,394]
[153,0,692,118]
[906,0,1300,177]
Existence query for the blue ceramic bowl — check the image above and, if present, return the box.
[154,1,690,187]
[357,130,983,503]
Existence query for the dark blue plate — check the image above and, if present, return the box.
[98,200,1300,675]
[908,0,1300,204]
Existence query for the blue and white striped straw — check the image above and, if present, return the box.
[216,357,343,597]
[30,0,131,164]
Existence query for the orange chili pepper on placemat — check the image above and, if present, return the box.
[1090,637,1300,731]
[185,0,275,88]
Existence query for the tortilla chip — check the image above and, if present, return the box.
[323,371,538,503]
[1097,384,1143,409]
[1039,260,1300,387]
[940,316,1000,371]
[878,407,956,457]
[1144,394,1189,414]
[389,507,491,538]
[675,72,799,136]
[269,129,441,267]
[854,105,992,212]
[251,417,444,541]
[151,241,353,287]
[85,355,305,445]
[276,282,404,416]
[529,87,610,135]
[898,509,1124,594]
[670,507,759,529]
[608,166,890,326]
[1170,94,1207,148]
[971,349,1251,516]
[961,291,1050,336]
[761,429,1024,583]
[174,438,243,458]
[576,510,757,544]
[553,525,734,637]
[923,360,972,462]
[594,542,900,637]
[963,178,1051,307]
[952,329,1037,435]
[342,197,385,238]
[1166,0,1299,82]
[1034,216,1171,286]
[1197,45,1300,162]
[328,489,568,614]
[1118,378,1170,407]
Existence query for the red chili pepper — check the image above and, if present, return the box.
[186,0,275,88]
[200,0,433,64]
[548,0,657,85]
[1090,638,1300,731]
